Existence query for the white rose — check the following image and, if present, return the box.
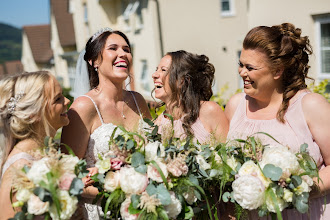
[147,160,168,183]
[227,155,238,171]
[145,141,165,162]
[120,197,139,220]
[296,180,311,194]
[164,191,182,219]
[27,194,49,215]
[16,188,32,202]
[214,152,222,165]
[59,155,80,173]
[283,189,293,203]
[183,189,197,205]
[302,175,314,187]
[104,171,121,192]
[260,145,300,179]
[120,166,148,194]
[266,188,288,212]
[49,190,78,220]
[196,155,211,170]
[232,175,265,210]
[239,160,271,188]
[27,157,51,185]
[95,158,111,174]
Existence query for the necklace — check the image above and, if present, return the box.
[120,101,126,119]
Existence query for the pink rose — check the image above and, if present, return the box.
[167,155,188,177]
[120,197,139,220]
[59,173,76,191]
[111,158,123,170]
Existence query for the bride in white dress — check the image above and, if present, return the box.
[0,71,70,219]
[61,28,151,219]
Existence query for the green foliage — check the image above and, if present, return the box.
[0,23,22,64]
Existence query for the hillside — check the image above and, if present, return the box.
[0,23,22,64]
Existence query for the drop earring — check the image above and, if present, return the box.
[95,67,98,72]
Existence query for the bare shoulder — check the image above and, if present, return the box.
[200,101,224,115]
[301,92,330,113]
[224,93,245,121]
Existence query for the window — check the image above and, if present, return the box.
[315,17,330,80]
[140,60,150,91]
[220,0,235,17]
[122,1,142,32]
[83,3,88,24]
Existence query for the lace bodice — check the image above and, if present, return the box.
[85,123,122,167]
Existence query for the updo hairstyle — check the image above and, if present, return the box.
[243,23,313,123]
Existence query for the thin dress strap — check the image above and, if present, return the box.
[1,152,35,179]
[129,91,142,116]
[80,95,104,124]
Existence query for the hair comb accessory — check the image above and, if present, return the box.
[91,27,113,42]
[7,92,25,114]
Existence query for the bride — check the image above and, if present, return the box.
[61,28,151,219]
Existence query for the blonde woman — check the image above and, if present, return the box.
[0,71,70,219]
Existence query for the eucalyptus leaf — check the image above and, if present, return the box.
[300,143,308,153]
[131,152,145,167]
[146,184,157,195]
[291,175,302,187]
[69,178,84,196]
[294,192,309,213]
[134,164,147,174]
[263,164,282,181]
[156,184,171,205]
[194,189,201,201]
[33,187,52,203]
[209,169,220,178]
[188,175,199,186]
[22,165,30,174]
[9,211,25,220]
[126,139,135,150]
[222,192,231,203]
[130,194,141,209]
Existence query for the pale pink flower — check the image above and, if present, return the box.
[120,197,139,220]
[147,159,168,183]
[59,173,76,191]
[166,154,188,177]
[111,158,123,170]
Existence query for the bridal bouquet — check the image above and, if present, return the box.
[91,117,222,220]
[10,137,88,220]
[222,133,319,220]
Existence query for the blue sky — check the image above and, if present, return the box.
[0,0,49,28]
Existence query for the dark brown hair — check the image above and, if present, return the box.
[243,23,312,123]
[166,50,215,137]
[84,30,131,89]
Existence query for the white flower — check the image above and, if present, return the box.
[120,166,148,194]
[214,152,222,165]
[239,160,271,188]
[147,159,168,183]
[145,141,165,162]
[164,191,182,219]
[104,171,121,192]
[283,189,293,203]
[266,188,288,213]
[232,175,265,210]
[49,190,78,220]
[260,145,300,179]
[27,157,51,185]
[183,188,197,205]
[59,155,79,173]
[120,197,139,220]
[302,175,314,187]
[16,188,32,202]
[296,180,311,194]
[27,194,49,215]
[196,155,211,170]
[227,155,238,171]
[95,158,111,174]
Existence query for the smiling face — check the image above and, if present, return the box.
[95,33,133,84]
[152,55,172,103]
[46,79,70,132]
[238,49,281,100]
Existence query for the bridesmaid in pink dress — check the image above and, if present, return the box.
[225,23,330,219]
[152,50,228,144]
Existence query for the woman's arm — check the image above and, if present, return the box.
[200,101,229,143]
[302,93,330,194]
[61,97,96,159]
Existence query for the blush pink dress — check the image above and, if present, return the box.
[227,91,330,220]
[157,113,211,144]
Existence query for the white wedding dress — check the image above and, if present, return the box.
[80,92,144,219]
